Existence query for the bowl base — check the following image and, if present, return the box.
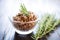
[14,32,34,40]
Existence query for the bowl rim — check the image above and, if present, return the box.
[13,18,38,24]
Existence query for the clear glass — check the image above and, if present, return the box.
[8,16,38,35]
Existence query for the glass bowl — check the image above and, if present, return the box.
[9,16,38,35]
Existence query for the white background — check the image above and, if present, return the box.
[0,0,60,40]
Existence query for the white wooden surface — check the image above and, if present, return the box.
[0,0,60,40]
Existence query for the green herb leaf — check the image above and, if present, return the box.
[32,14,60,40]
[20,4,28,16]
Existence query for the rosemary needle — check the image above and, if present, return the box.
[32,14,60,40]
[20,4,29,16]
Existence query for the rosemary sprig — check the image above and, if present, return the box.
[32,14,60,40]
[20,4,28,16]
